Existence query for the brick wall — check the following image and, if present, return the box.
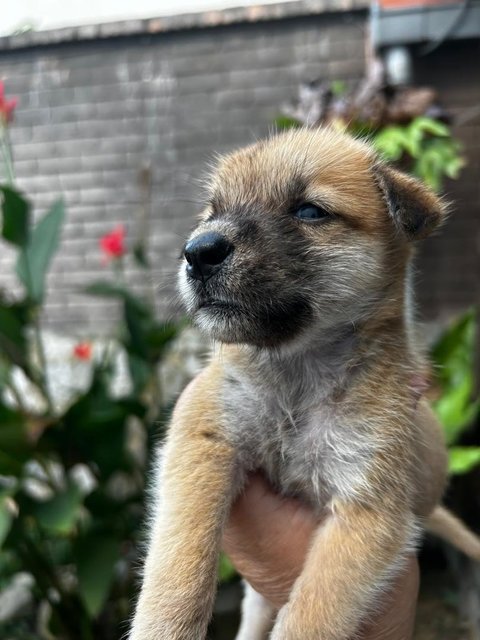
[0,3,478,335]
[0,5,368,334]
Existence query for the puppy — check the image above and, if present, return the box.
[130,127,480,640]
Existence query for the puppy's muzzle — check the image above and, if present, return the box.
[184,231,233,282]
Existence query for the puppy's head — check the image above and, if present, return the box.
[178,128,445,348]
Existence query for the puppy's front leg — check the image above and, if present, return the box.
[271,500,416,640]
[130,366,236,640]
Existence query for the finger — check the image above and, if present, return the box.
[224,474,317,556]
[223,474,319,606]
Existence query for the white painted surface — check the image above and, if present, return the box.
[1,0,288,36]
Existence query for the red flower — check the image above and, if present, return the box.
[0,81,18,124]
[73,342,92,361]
[99,225,126,261]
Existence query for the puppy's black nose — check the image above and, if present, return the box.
[184,232,233,281]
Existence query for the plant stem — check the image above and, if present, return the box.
[0,125,15,184]
[99,258,126,372]
[31,307,55,415]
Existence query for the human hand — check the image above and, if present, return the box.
[223,474,419,640]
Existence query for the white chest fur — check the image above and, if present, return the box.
[222,356,377,511]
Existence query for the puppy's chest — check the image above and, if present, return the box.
[222,377,374,509]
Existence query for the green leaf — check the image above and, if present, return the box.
[412,116,449,138]
[414,148,443,191]
[404,126,422,158]
[273,115,301,131]
[76,534,119,617]
[124,295,153,360]
[0,403,31,475]
[433,376,479,444]
[444,153,464,179]
[448,447,480,475]
[412,132,464,191]
[218,552,237,583]
[0,495,13,547]
[373,126,409,162]
[431,310,479,444]
[0,186,30,247]
[0,298,31,373]
[16,200,65,303]
[0,451,24,477]
[33,481,83,534]
[431,309,476,375]
[85,281,152,358]
[83,281,128,299]
[431,309,477,397]
[372,117,463,192]
[127,353,151,395]
[146,321,179,354]
[0,357,10,388]
[330,80,347,97]
[133,243,150,268]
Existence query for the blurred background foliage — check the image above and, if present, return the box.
[0,116,180,636]
[0,66,479,639]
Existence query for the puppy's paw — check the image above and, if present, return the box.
[270,603,338,640]
[129,615,207,640]
[130,584,214,640]
[270,605,301,640]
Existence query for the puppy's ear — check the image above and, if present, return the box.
[375,164,447,240]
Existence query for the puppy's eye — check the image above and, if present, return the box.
[294,203,330,221]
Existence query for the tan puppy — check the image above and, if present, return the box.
[130,127,480,640]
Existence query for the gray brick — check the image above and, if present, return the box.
[38,156,82,174]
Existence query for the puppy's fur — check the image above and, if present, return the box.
[130,128,480,640]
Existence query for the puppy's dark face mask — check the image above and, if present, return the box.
[178,128,445,348]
